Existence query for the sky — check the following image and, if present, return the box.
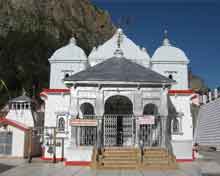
[92,0,220,89]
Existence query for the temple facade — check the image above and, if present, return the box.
[40,29,194,165]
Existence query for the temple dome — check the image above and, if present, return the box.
[151,31,189,63]
[49,37,87,61]
[89,28,150,67]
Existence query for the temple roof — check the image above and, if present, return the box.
[64,57,175,84]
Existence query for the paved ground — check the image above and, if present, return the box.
[0,151,220,176]
[0,158,202,176]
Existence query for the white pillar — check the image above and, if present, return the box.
[203,95,207,104]
[214,89,218,99]
[208,92,212,102]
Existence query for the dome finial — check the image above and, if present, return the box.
[114,28,124,58]
[69,37,76,45]
[162,29,171,46]
[22,88,26,96]
[117,28,123,49]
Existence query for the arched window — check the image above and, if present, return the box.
[80,103,95,116]
[143,103,158,115]
[58,117,65,131]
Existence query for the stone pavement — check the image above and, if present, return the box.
[0,158,203,176]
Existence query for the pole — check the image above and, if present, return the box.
[28,128,32,163]
[53,128,57,163]
[61,138,64,161]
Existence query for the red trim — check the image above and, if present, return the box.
[176,149,195,162]
[64,161,91,166]
[43,89,70,93]
[0,118,29,131]
[169,90,194,95]
[190,94,198,100]
[39,89,70,98]
[40,156,65,161]
[176,159,194,162]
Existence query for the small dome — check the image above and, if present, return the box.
[152,31,189,63]
[49,37,87,61]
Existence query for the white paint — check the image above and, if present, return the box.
[151,36,189,90]
[49,38,88,88]
[6,109,34,127]
[0,126,25,157]
[88,28,150,68]
[42,28,193,161]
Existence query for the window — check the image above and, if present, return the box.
[58,117,65,132]
[143,103,158,115]
[168,74,173,80]
[80,103,95,119]
[65,73,69,78]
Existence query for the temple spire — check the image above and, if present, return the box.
[162,30,171,46]
[114,28,124,57]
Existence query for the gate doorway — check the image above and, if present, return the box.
[104,95,133,146]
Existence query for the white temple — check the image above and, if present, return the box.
[40,29,195,166]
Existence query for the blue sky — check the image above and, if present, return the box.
[92,0,220,89]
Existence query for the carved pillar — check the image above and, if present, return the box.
[95,88,104,149]
[159,88,169,149]
[134,89,142,147]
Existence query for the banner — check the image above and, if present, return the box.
[138,115,155,125]
[69,119,98,127]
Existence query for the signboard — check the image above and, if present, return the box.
[69,119,98,127]
[138,115,155,125]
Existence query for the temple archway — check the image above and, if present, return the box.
[104,95,133,115]
[104,95,133,146]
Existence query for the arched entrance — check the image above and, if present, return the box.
[104,95,133,146]
[140,103,161,146]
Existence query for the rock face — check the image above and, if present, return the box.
[0,0,115,107]
[0,0,115,53]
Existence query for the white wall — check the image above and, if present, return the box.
[44,93,70,127]
[152,62,188,90]
[49,61,87,89]
[6,109,34,127]
[169,94,193,159]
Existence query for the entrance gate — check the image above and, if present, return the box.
[103,95,134,146]
[103,114,134,146]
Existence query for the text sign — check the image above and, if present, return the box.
[138,115,155,125]
[70,119,98,127]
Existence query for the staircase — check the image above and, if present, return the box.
[142,148,177,169]
[93,147,141,169]
[91,147,177,170]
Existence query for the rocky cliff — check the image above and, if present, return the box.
[0,0,115,106]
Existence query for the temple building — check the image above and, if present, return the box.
[40,29,194,167]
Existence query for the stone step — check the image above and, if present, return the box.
[103,150,139,153]
[102,153,138,157]
[99,165,138,169]
[143,157,169,161]
[143,160,169,165]
[100,157,137,162]
[143,153,168,157]
[101,160,138,165]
